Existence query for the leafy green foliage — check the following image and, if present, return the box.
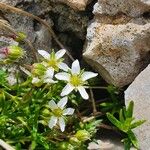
[0,69,8,86]
[0,34,145,150]
[0,55,99,149]
[100,85,122,114]
[107,101,146,149]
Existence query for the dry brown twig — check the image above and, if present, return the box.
[89,88,97,115]
[0,2,74,61]
[0,139,15,150]
[0,19,38,62]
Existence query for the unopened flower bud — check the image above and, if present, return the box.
[15,32,27,42]
[75,130,90,142]
[7,45,24,61]
[42,108,50,116]
[57,142,74,150]
[31,63,47,76]
[69,137,81,146]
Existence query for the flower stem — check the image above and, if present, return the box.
[86,86,107,90]
[89,88,97,115]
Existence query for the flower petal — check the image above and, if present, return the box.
[63,108,75,115]
[42,61,48,67]
[44,78,57,83]
[44,68,54,79]
[55,72,70,81]
[59,117,65,132]
[57,97,68,109]
[48,100,58,110]
[71,60,80,74]
[58,62,69,72]
[20,66,31,76]
[55,49,66,59]
[32,77,40,84]
[81,72,98,81]
[48,116,57,129]
[61,83,74,96]
[38,50,50,60]
[77,86,89,100]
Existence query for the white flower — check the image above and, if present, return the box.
[55,60,98,100]
[20,64,57,87]
[31,67,57,86]
[48,97,75,132]
[38,49,69,71]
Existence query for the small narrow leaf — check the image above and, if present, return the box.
[100,102,113,107]
[122,118,134,133]
[131,120,146,129]
[122,138,132,150]
[126,101,134,118]
[119,109,125,123]
[106,113,122,130]
[128,130,139,149]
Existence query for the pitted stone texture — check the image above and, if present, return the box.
[93,0,150,17]
[125,64,150,150]
[51,0,90,11]
[0,0,19,6]
[83,21,150,87]
[1,0,53,52]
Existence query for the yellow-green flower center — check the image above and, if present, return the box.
[70,75,82,87]
[53,108,63,117]
[48,59,58,69]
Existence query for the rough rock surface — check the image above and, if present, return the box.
[1,0,54,49]
[125,64,150,150]
[93,0,150,17]
[83,0,150,87]
[0,0,90,62]
[49,2,89,39]
[52,0,90,11]
[83,20,150,87]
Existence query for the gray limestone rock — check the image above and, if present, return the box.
[125,64,150,150]
[51,0,90,11]
[93,0,150,17]
[83,20,150,87]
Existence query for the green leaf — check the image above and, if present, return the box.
[100,102,114,111]
[126,101,134,118]
[128,130,139,149]
[121,118,134,133]
[106,113,122,130]
[0,69,8,85]
[100,102,113,107]
[119,109,125,123]
[122,138,132,150]
[30,140,37,150]
[36,134,50,149]
[130,120,146,129]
